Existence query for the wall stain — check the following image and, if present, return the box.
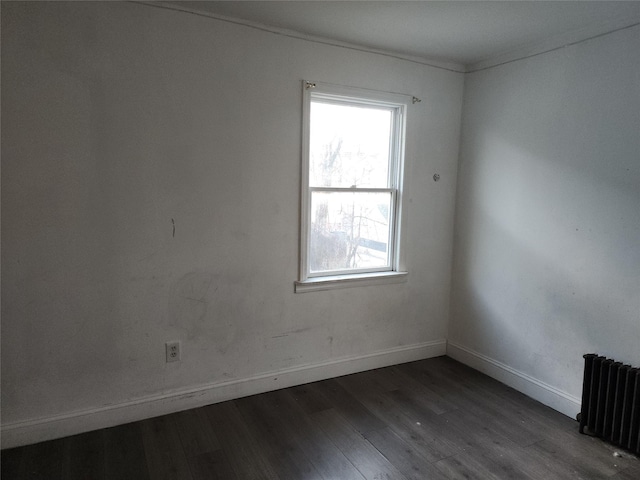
[288,326,312,334]
[168,272,213,329]
[138,251,157,262]
[181,296,207,303]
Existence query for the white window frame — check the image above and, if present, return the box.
[295,81,409,293]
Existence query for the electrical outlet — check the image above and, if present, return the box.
[166,341,181,363]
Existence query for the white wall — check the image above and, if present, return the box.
[449,25,640,416]
[1,2,463,446]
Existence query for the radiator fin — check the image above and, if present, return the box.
[580,354,640,455]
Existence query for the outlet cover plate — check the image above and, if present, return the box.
[166,341,181,363]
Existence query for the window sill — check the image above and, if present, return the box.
[294,271,408,293]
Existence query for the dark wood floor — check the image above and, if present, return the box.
[2,356,639,479]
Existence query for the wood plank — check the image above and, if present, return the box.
[235,394,324,480]
[259,389,366,480]
[187,450,238,480]
[364,427,450,480]
[20,439,65,480]
[287,383,333,414]
[308,378,386,434]
[406,357,571,437]
[141,414,193,480]
[361,365,406,391]
[434,453,505,480]
[356,389,461,462]
[63,429,105,480]
[610,459,640,480]
[310,409,408,480]
[437,399,538,454]
[400,358,507,408]
[1,446,25,479]
[104,422,150,480]
[203,401,281,480]
[399,360,546,447]
[173,407,221,458]
[335,368,400,397]
[386,365,454,415]
[434,422,542,480]
[525,438,630,478]
[520,440,611,479]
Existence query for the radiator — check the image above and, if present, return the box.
[579,354,640,455]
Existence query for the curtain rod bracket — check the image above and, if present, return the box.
[305,81,317,90]
[412,96,422,104]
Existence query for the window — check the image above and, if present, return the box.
[296,81,409,292]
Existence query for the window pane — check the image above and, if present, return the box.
[309,101,391,188]
[310,191,392,274]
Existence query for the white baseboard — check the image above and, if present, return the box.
[1,340,446,449]
[446,342,581,419]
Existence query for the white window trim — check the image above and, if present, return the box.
[296,81,409,293]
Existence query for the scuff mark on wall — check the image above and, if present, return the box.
[168,272,213,330]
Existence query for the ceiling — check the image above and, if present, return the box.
[164,1,640,69]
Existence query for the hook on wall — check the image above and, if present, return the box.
[433,174,440,182]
